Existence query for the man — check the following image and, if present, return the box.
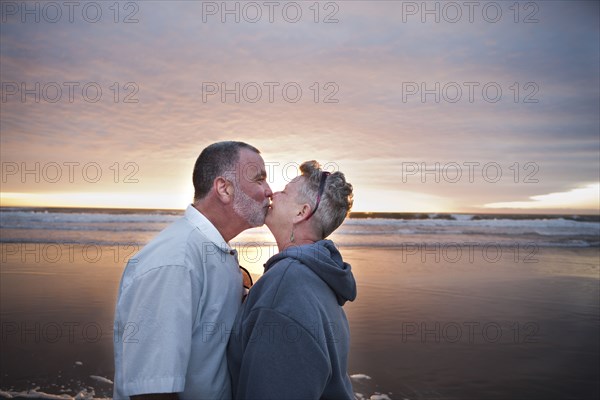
[113,141,272,400]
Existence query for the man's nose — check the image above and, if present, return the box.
[264,184,273,198]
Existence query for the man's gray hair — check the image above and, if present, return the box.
[298,160,353,239]
[193,141,260,201]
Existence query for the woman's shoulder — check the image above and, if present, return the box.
[246,256,326,315]
[263,256,323,288]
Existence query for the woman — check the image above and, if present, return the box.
[227,160,356,399]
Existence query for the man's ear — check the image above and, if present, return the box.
[214,177,233,204]
[292,203,311,224]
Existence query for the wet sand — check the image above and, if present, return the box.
[1,244,598,399]
[343,246,599,399]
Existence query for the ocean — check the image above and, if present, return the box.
[1,207,599,399]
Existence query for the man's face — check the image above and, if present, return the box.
[231,149,272,227]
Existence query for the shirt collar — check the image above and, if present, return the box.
[185,204,236,255]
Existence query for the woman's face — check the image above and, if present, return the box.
[265,177,307,234]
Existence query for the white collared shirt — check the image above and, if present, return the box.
[113,205,243,400]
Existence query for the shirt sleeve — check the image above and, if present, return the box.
[116,265,194,396]
[233,308,331,400]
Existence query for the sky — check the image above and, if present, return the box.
[1,0,599,213]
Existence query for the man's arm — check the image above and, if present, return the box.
[116,266,193,397]
[131,393,178,400]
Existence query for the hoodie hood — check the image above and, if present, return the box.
[264,240,357,305]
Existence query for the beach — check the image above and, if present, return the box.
[0,209,598,399]
[343,246,599,399]
[1,244,121,399]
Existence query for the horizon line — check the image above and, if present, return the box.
[1,205,598,217]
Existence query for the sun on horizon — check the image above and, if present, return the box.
[1,183,599,216]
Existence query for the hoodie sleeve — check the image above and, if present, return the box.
[234,307,331,400]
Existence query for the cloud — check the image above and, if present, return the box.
[1,1,598,212]
[484,183,600,210]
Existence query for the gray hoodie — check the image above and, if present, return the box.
[227,240,357,399]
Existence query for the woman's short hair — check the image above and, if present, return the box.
[298,160,353,238]
[192,141,260,201]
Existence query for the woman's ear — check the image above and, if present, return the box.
[292,203,311,224]
[215,176,233,204]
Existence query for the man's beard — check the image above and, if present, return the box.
[232,181,268,227]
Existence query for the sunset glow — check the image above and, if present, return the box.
[1,1,598,214]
